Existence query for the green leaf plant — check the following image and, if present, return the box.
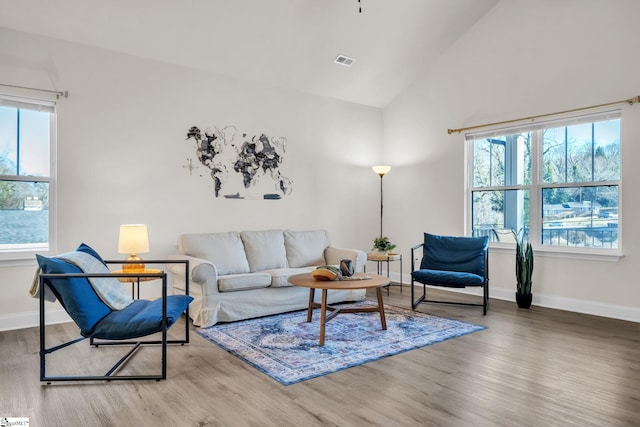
[372,236,396,253]
[515,229,534,295]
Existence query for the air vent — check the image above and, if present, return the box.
[334,54,355,67]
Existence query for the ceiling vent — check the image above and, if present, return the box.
[334,54,355,67]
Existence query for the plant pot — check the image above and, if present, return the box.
[516,292,533,309]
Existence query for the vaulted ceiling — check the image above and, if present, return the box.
[0,0,498,107]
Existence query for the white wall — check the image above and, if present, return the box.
[383,0,640,321]
[0,28,383,330]
[3,0,639,329]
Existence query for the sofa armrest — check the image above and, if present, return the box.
[167,254,220,295]
[324,247,367,273]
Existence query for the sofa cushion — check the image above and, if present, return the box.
[240,230,287,272]
[284,230,329,268]
[261,267,314,287]
[179,232,250,276]
[218,273,272,292]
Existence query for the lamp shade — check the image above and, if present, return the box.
[117,224,150,255]
[372,165,391,176]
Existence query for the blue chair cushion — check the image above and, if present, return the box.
[36,254,111,336]
[91,295,193,340]
[412,269,485,288]
[421,233,488,277]
[54,244,134,310]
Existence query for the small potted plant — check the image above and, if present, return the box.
[372,236,396,255]
[515,229,534,308]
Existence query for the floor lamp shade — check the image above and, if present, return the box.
[372,165,391,177]
[118,224,150,271]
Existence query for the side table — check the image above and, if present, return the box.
[111,268,163,299]
[366,252,403,294]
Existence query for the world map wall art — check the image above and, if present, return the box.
[185,125,293,200]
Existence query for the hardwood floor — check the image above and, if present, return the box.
[2,286,639,426]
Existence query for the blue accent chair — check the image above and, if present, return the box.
[411,233,489,315]
[36,245,193,383]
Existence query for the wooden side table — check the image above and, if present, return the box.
[111,268,163,299]
[366,252,403,294]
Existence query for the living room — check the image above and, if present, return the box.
[1,1,639,425]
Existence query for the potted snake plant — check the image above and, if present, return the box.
[515,230,534,308]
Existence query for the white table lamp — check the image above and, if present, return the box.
[118,224,150,271]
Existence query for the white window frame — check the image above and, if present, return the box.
[0,95,57,264]
[465,108,622,261]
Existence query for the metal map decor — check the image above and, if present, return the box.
[185,125,293,200]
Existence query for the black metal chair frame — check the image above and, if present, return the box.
[411,243,489,315]
[39,259,189,383]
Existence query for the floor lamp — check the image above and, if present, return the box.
[372,165,391,237]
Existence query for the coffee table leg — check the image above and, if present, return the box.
[376,287,387,330]
[319,289,328,346]
[307,288,315,322]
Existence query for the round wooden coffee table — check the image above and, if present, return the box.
[288,272,390,346]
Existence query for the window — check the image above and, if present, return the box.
[0,95,56,258]
[467,110,621,253]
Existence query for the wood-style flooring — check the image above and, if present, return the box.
[1,285,638,426]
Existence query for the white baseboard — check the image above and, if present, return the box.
[0,309,71,332]
[2,275,637,331]
[395,273,640,323]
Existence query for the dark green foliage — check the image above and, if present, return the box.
[372,236,396,252]
[515,231,533,295]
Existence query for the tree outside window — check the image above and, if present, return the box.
[0,101,53,253]
[468,113,620,250]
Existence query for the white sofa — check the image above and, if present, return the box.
[168,229,367,327]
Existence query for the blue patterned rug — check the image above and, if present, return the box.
[197,301,486,385]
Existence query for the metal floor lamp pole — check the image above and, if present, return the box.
[379,174,384,238]
[372,165,391,238]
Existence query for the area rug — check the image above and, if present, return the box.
[197,301,486,385]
